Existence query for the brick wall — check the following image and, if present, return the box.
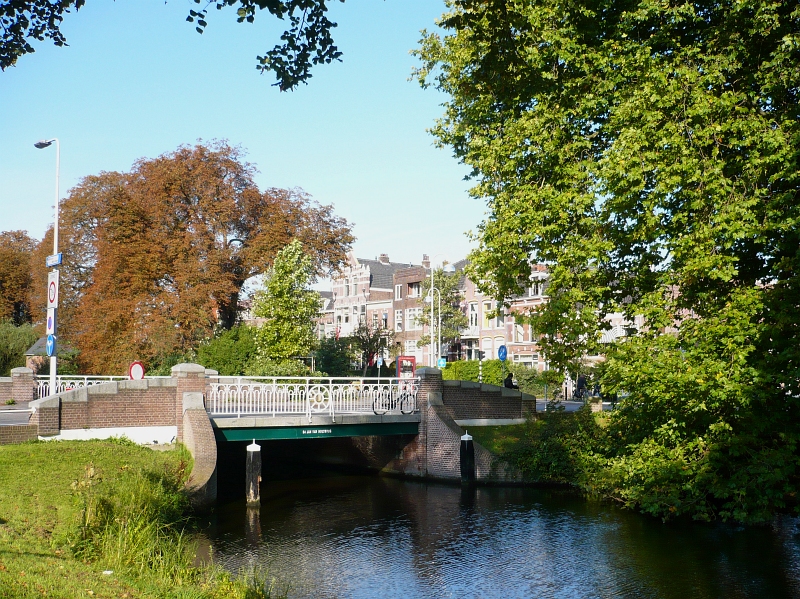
[0,378,12,403]
[0,424,38,445]
[441,380,526,420]
[182,392,217,509]
[11,368,35,403]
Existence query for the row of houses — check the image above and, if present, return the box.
[308,251,635,371]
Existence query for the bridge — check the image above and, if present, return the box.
[1,364,532,505]
[205,375,421,441]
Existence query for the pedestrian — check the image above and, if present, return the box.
[504,373,518,389]
[576,373,587,398]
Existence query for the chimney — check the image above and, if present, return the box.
[422,254,430,269]
[378,253,390,264]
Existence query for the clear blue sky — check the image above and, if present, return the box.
[0,0,483,270]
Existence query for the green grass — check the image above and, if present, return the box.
[0,439,282,599]
[468,423,529,456]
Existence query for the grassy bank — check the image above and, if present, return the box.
[0,439,276,598]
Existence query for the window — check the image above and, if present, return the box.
[514,324,525,343]
[483,302,493,329]
[469,303,478,328]
[394,284,402,300]
[345,280,350,297]
[406,307,422,331]
[405,340,419,357]
[494,336,505,356]
[408,282,421,298]
[372,313,378,328]
[395,309,403,332]
[496,310,505,328]
[382,312,388,329]
[481,337,493,360]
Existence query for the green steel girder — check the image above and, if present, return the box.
[214,421,419,442]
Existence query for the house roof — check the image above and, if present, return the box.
[25,337,75,356]
[356,258,418,290]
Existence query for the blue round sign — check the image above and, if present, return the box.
[498,345,508,361]
[45,334,56,357]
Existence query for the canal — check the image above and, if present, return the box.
[203,442,800,599]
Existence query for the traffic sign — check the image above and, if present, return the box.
[129,361,145,380]
[45,334,56,357]
[437,358,447,368]
[498,345,508,361]
[377,357,383,368]
[47,270,59,309]
[45,253,63,267]
[46,308,56,335]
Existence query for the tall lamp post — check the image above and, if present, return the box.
[35,138,60,395]
[426,287,441,367]
[427,258,456,367]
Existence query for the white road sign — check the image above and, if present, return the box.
[46,308,57,335]
[47,270,60,309]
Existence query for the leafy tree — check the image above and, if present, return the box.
[417,1,800,521]
[0,231,36,324]
[47,141,351,373]
[315,335,355,376]
[196,325,256,376]
[0,320,38,376]
[248,240,321,374]
[1,0,344,90]
[348,320,393,377]
[416,267,468,355]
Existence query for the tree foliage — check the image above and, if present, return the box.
[249,239,321,371]
[348,320,393,376]
[417,0,800,521]
[48,141,351,373]
[0,320,38,376]
[196,324,256,376]
[315,335,355,376]
[0,231,36,324]
[0,0,344,90]
[416,267,468,352]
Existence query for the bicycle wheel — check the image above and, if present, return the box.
[373,395,389,415]
[399,393,414,414]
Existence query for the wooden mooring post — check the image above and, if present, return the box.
[246,440,261,506]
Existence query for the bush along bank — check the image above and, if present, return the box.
[485,402,799,524]
[0,439,282,599]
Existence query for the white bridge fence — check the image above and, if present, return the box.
[33,375,420,423]
[206,376,420,421]
[35,375,133,399]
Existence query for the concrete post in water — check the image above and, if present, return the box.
[460,431,475,484]
[246,440,261,506]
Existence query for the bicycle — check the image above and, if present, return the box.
[373,391,415,415]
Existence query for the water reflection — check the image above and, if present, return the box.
[205,474,800,599]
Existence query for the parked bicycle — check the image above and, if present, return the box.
[373,391,415,415]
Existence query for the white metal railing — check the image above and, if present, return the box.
[206,376,420,422]
[34,375,170,399]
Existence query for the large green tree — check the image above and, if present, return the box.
[416,1,800,521]
[249,239,321,372]
[416,266,468,355]
[1,0,343,89]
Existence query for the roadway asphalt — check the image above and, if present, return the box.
[0,402,32,426]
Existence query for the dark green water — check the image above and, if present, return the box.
[204,470,800,599]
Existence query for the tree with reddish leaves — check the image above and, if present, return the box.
[0,230,36,324]
[52,141,353,373]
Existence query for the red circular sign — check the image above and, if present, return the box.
[48,281,57,303]
[129,361,145,380]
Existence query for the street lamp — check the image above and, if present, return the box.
[426,257,456,367]
[35,138,60,395]
[426,287,441,367]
